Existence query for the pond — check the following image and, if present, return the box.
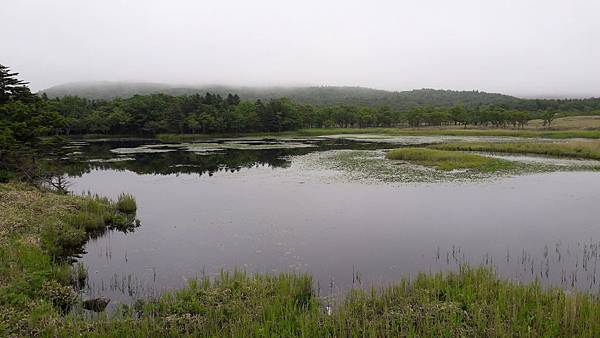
[64,136,600,311]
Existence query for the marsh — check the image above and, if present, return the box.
[51,135,600,311]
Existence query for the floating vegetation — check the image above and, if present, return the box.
[87,157,135,163]
[68,141,90,146]
[298,147,600,184]
[110,146,177,154]
[176,140,317,151]
[386,147,514,172]
[297,149,508,183]
[109,140,317,155]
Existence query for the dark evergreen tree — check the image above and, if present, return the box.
[0,64,34,104]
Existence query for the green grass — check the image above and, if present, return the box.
[0,183,138,336]
[116,193,137,214]
[432,140,600,161]
[386,148,513,172]
[36,267,600,337]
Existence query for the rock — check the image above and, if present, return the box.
[82,297,110,312]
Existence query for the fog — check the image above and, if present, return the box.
[3,0,600,97]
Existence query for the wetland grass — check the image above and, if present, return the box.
[386,147,513,172]
[432,140,600,160]
[116,193,137,214]
[0,183,139,336]
[72,262,88,289]
[3,183,600,336]
[41,267,600,337]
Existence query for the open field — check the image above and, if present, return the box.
[527,115,600,130]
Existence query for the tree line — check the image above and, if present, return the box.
[43,83,600,114]
[39,93,561,136]
[0,63,578,147]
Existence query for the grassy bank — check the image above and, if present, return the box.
[46,268,600,337]
[157,127,600,143]
[432,140,600,161]
[0,183,137,336]
[3,183,600,336]
[386,148,513,172]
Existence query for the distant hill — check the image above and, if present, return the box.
[41,82,527,110]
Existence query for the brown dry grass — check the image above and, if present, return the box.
[0,183,82,246]
[527,116,600,130]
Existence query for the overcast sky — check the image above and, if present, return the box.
[3,0,600,97]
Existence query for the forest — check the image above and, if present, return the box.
[3,64,600,143]
[44,81,600,113]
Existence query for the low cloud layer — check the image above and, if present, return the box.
[3,0,600,97]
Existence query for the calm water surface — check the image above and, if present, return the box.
[66,137,600,310]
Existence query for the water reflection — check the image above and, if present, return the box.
[60,138,391,179]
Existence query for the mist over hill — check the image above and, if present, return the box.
[41,82,529,110]
[41,82,600,113]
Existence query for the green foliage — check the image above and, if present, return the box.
[41,222,88,258]
[386,148,513,172]
[0,64,34,105]
[40,280,76,310]
[66,211,106,232]
[24,267,600,337]
[116,193,137,213]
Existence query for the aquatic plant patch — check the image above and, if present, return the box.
[385,148,514,172]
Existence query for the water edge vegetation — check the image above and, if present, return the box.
[431,140,600,161]
[385,148,514,172]
[3,183,600,336]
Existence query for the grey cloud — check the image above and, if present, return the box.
[3,0,599,97]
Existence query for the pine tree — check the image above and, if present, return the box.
[0,64,33,104]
